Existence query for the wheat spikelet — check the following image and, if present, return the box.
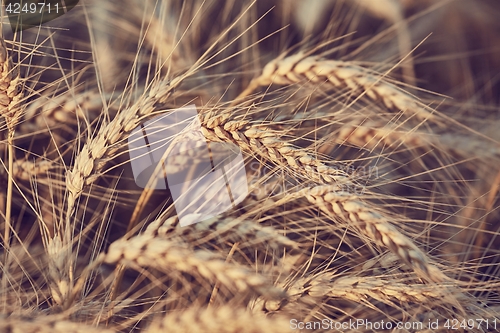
[0,316,114,333]
[236,53,435,121]
[45,234,73,307]
[101,233,286,299]
[145,215,297,249]
[146,305,291,333]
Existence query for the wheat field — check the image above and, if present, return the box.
[1,0,500,332]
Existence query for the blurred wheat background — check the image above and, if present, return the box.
[1,0,500,332]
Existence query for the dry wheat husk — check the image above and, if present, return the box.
[0,159,55,180]
[20,90,121,135]
[334,120,500,161]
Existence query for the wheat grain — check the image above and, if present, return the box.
[1,1,499,331]
[236,53,435,121]
[322,275,456,303]
[101,233,286,299]
[146,305,291,333]
[7,159,55,180]
[335,120,500,161]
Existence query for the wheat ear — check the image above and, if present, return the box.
[0,315,113,333]
[236,53,435,121]
[0,158,55,181]
[21,90,119,135]
[65,80,178,216]
[101,233,286,299]
[0,38,23,132]
[282,273,471,315]
[312,274,453,303]
[45,234,74,307]
[146,305,291,333]
[145,215,297,250]
[277,185,447,282]
[0,37,24,251]
[336,120,500,161]
[199,110,351,184]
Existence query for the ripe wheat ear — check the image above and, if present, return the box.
[146,305,291,333]
[145,215,298,250]
[235,53,436,121]
[274,185,448,283]
[100,233,287,299]
[1,37,25,252]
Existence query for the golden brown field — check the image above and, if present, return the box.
[1,0,500,332]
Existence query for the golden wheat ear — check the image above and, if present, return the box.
[0,317,115,333]
[145,305,291,333]
[1,36,25,252]
[235,53,436,122]
[101,233,287,299]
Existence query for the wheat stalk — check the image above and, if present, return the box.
[235,53,436,121]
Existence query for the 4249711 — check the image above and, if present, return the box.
[2,0,79,32]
